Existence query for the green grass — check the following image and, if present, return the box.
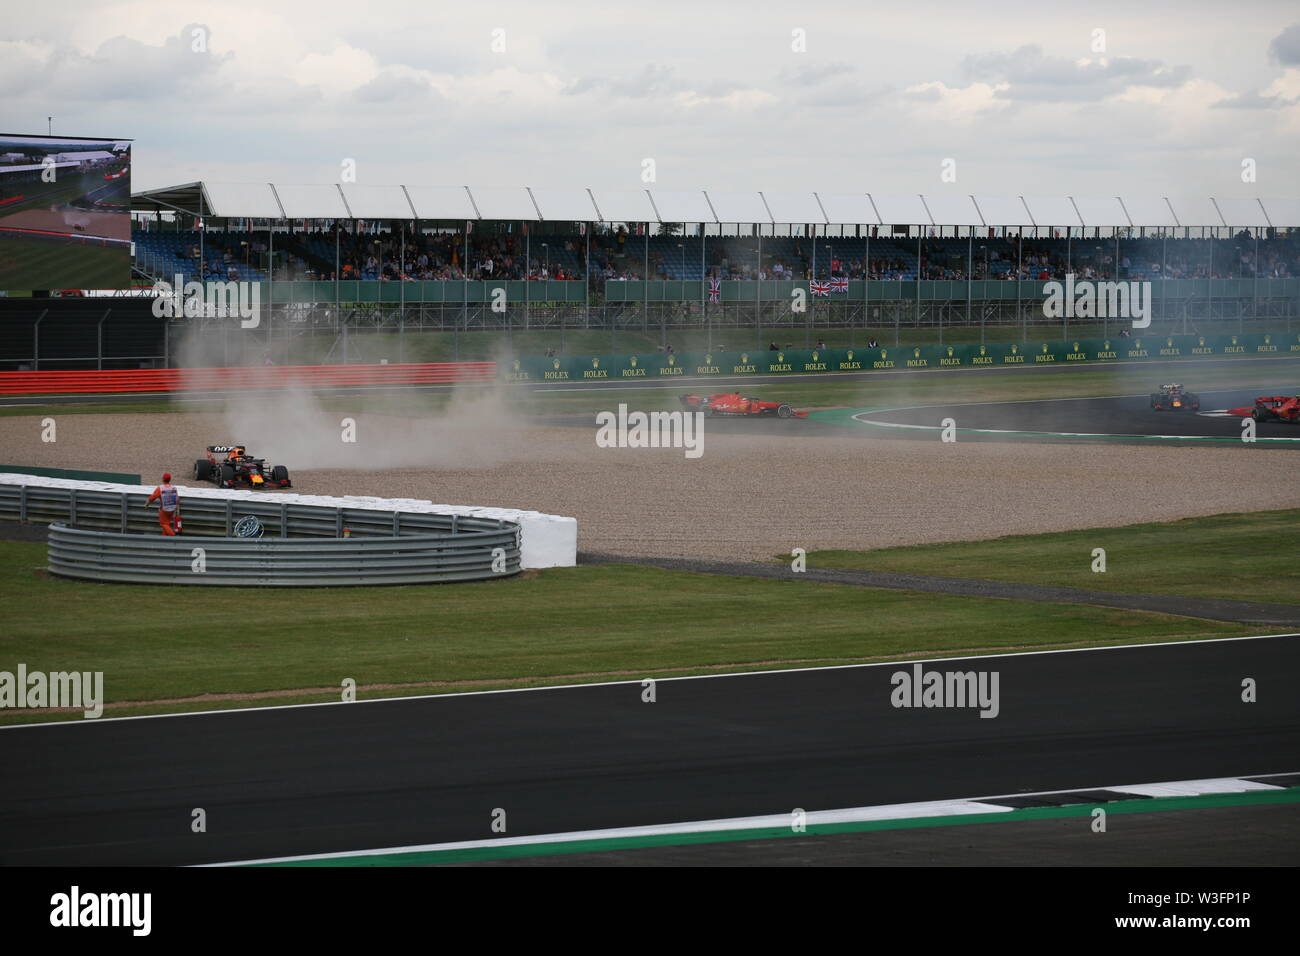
[805,509,1300,605]
[0,236,126,290]
[0,540,1250,724]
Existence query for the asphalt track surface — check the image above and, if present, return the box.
[15,360,1293,449]
[851,389,1300,446]
[1,636,1296,866]
[531,386,1300,445]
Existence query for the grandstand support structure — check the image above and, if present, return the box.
[6,182,1290,369]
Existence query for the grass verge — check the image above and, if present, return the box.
[805,509,1300,605]
[0,539,1252,725]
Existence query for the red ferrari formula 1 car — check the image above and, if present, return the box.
[679,392,806,418]
[1149,383,1200,411]
[1227,395,1300,423]
[193,445,292,489]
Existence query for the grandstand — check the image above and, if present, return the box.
[4,183,1298,369]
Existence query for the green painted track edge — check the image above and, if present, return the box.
[249,785,1300,867]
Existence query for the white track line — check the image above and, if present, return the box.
[1109,778,1284,797]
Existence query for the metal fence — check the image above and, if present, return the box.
[167,288,1298,367]
[47,523,520,586]
[1,482,521,586]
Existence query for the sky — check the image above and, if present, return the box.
[2,0,1298,200]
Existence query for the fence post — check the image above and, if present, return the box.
[393,512,400,535]
[33,309,48,370]
[280,503,288,538]
[225,500,232,536]
[98,309,110,370]
[19,485,27,522]
[69,489,77,525]
[121,493,128,532]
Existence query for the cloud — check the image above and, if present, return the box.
[1269,23,1300,65]
[1212,90,1290,109]
[779,61,854,87]
[962,44,1192,102]
[563,64,682,98]
[901,80,1011,121]
[2,5,1296,198]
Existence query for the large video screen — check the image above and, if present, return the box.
[0,133,132,291]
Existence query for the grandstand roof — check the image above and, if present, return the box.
[130,182,1300,228]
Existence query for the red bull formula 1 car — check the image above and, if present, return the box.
[1227,395,1300,423]
[679,392,806,418]
[193,445,292,489]
[1149,383,1200,411]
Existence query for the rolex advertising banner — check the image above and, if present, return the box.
[499,333,1299,383]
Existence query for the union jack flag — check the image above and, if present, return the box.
[829,278,849,293]
[810,280,830,296]
[708,277,720,302]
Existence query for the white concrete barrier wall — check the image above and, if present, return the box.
[0,474,578,570]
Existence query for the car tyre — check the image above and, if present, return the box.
[271,465,288,483]
[776,404,794,419]
[220,464,235,488]
[194,459,213,482]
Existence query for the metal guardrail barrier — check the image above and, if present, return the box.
[47,523,520,586]
[1,482,521,586]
